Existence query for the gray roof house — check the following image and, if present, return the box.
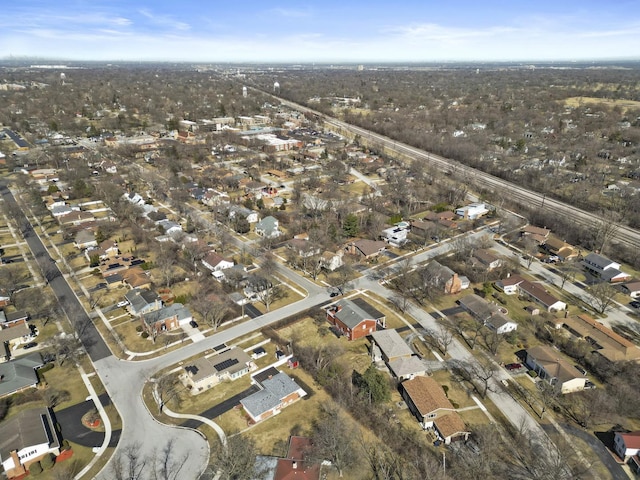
[240,370,306,423]
[125,288,162,316]
[369,330,427,380]
[142,303,192,334]
[582,253,630,282]
[0,407,62,478]
[0,353,44,398]
[254,216,281,238]
[183,347,254,394]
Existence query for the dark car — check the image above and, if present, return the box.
[329,292,339,298]
[22,342,38,349]
[505,363,522,371]
[630,301,640,309]
[189,320,199,328]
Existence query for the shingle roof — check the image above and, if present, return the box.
[241,371,304,420]
[0,354,42,398]
[142,303,191,326]
[0,407,60,461]
[434,411,468,439]
[333,299,375,329]
[402,376,454,416]
[369,330,413,360]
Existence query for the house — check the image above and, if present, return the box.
[141,303,192,336]
[125,288,162,316]
[85,240,119,262]
[0,353,43,398]
[582,253,631,283]
[424,261,466,294]
[0,407,62,479]
[495,275,566,312]
[542,236,578,260]
[345,239,386,259]
[524,345,587,394]
[286,238,321,258]
[326,299,380,341]
[255,216,281,238]
[471,249,503,271]
[559,314,640,362]
[381,225,408,247]
[455,202,489,220]
[458,294,518,334]
[0,320,34,355]
[202,252,234,273]
[622,281,640,299]
[272,436,320,480]
[520,225,551,244]
[240,369,307,423]
[121,267,152,290]
[58,210,94,226]
[182,347,254,394]
[157,219,183,236]
[401,376,470,444]
[123,192,146,206]
[73,229,97,250]
[228,205,259,224]
[369,330,426,380]
[614,431,640,471]
[318,250,344,271]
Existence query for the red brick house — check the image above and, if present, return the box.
[326,299,381,341]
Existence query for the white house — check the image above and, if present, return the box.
[614,431,640,468]
[202,252,234,273]
[525,345,587,394]
[582,253,631,283]
[622,281,640,299]
[228,205,259,224]
[123,192,145,206]
[157,219,182,236]
[381,225,408,247]
[255,216,281,238]
[455,202,489,220]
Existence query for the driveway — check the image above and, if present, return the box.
[244,303,263,319]
[439,306,464,317]
[180,384,260,429]
[54,393,121,448]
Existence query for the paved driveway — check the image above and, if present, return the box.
[180,385,260,429]
[54,393,121,448]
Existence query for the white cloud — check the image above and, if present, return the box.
[138,9,190,31]
[270,7,312,18]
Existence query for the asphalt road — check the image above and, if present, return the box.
[54,393,121,448]
[0,182,112,361]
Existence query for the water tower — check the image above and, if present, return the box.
[273,81,280,93]
[242,86,247,98]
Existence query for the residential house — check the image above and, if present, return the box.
[121,267,152,290]
[542,236,578,260]
[622,281,640,299]
[123,192,146,206]
[240,368,307,424]
[524,345,587,394]
[73,229,97,250]
[286,238,321,259]
[85,240,119,262]
[401,376,470,444]
[202,252,234,274]
[582,253,631,283]
[255,216,281,238]
[0,311,29,327]
[0,407,62,479]
[125,288,162,316]
[0,353,43,398]
[424,261,466,294]
[495,275,566,312]
[558,314,640,362]
[455,202,489,220]
[318,250,343,272]
[0,320,34,356]
[520,225,551,245]
[58,210,94,226]
[141,303,192,336]
[471,249,503,271]
[326,298,383,340]
[369,330,426,380]
[272,436,320,480]
[614,431,640,473]
[345,239,386,259]
[381,225,409,247]
[201,189,230,207]
[157,219,182,236]
[228,205,259,224]
[458,294,518,334]
[182,348,254,394]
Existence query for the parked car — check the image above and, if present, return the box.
[505,363,522,371]
[584,380,597,390]
[117,300,129,308]
[22,342,38,349]
[189,320,198,328]
[329,292,339,298]
[630,300,640,309]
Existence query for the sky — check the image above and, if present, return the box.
[1,1,639,63]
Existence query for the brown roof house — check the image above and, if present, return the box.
[344,239,386,259]
[182,347,255,394]
[495,275,566,312]
[401,376,470,444]
[424,260,468,294]
[273,436,320,480]
[0,407,62,479]
[524,345,587,394]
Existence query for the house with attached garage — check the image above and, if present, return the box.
[201,252,234,274]
[613,431,640,473]
[0,407,62,479]
[621,280,640,299]
[0,353,43,398]
[228,205,259,224]
[458,294,518,334]
[141,303,192,337]
[582,253,631,283]
[369,329,427,380]
[455,202,489,220]
[240,367,307,424]
[495,274,566,312]
[344,239,386,260]
[401,376,470,444]
[182,347,255,394]
[524,345,587,394]
[125,288,162,316]
[255,216,281,238]
[326,298,385,340]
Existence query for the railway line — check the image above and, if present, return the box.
[273,94,640,251]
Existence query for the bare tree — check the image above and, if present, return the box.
[309,405,359,478]
[426,325,454,356]
[190,293,230,331]
[451,359,497,399]
[586,281,618,314]
[156,374,182,413]
[206,434,262,480]
[557,261,579,290]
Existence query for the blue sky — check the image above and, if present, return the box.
[1,1,639,62]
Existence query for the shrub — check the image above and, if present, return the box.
[135,325,143,333]
[62,439,71,451]
[141,332,149,339]
[38,363,55,373]
[528,370,538,378]
[41,452,55,470]
[442,385,449,396]
[29,461,43,475]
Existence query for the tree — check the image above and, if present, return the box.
[190,294,230,331]
[482,327,505,356]
[342,213,360,238]
[206,434,262,480]
[156,374,182,412]
[586,281,618,314]
[557,261,578,290]
[0,264,28,304]
[452,359,497,399]
[310,405,359,478]
[47,333,83,367]
[155,243,179,287]
[352,365,391,405]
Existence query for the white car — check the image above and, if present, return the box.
[117,301,129,308]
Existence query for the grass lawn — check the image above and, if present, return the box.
[431,369,478,410]
[40,363,91,410]
[354,291,411,330]
[33,442,97,480]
